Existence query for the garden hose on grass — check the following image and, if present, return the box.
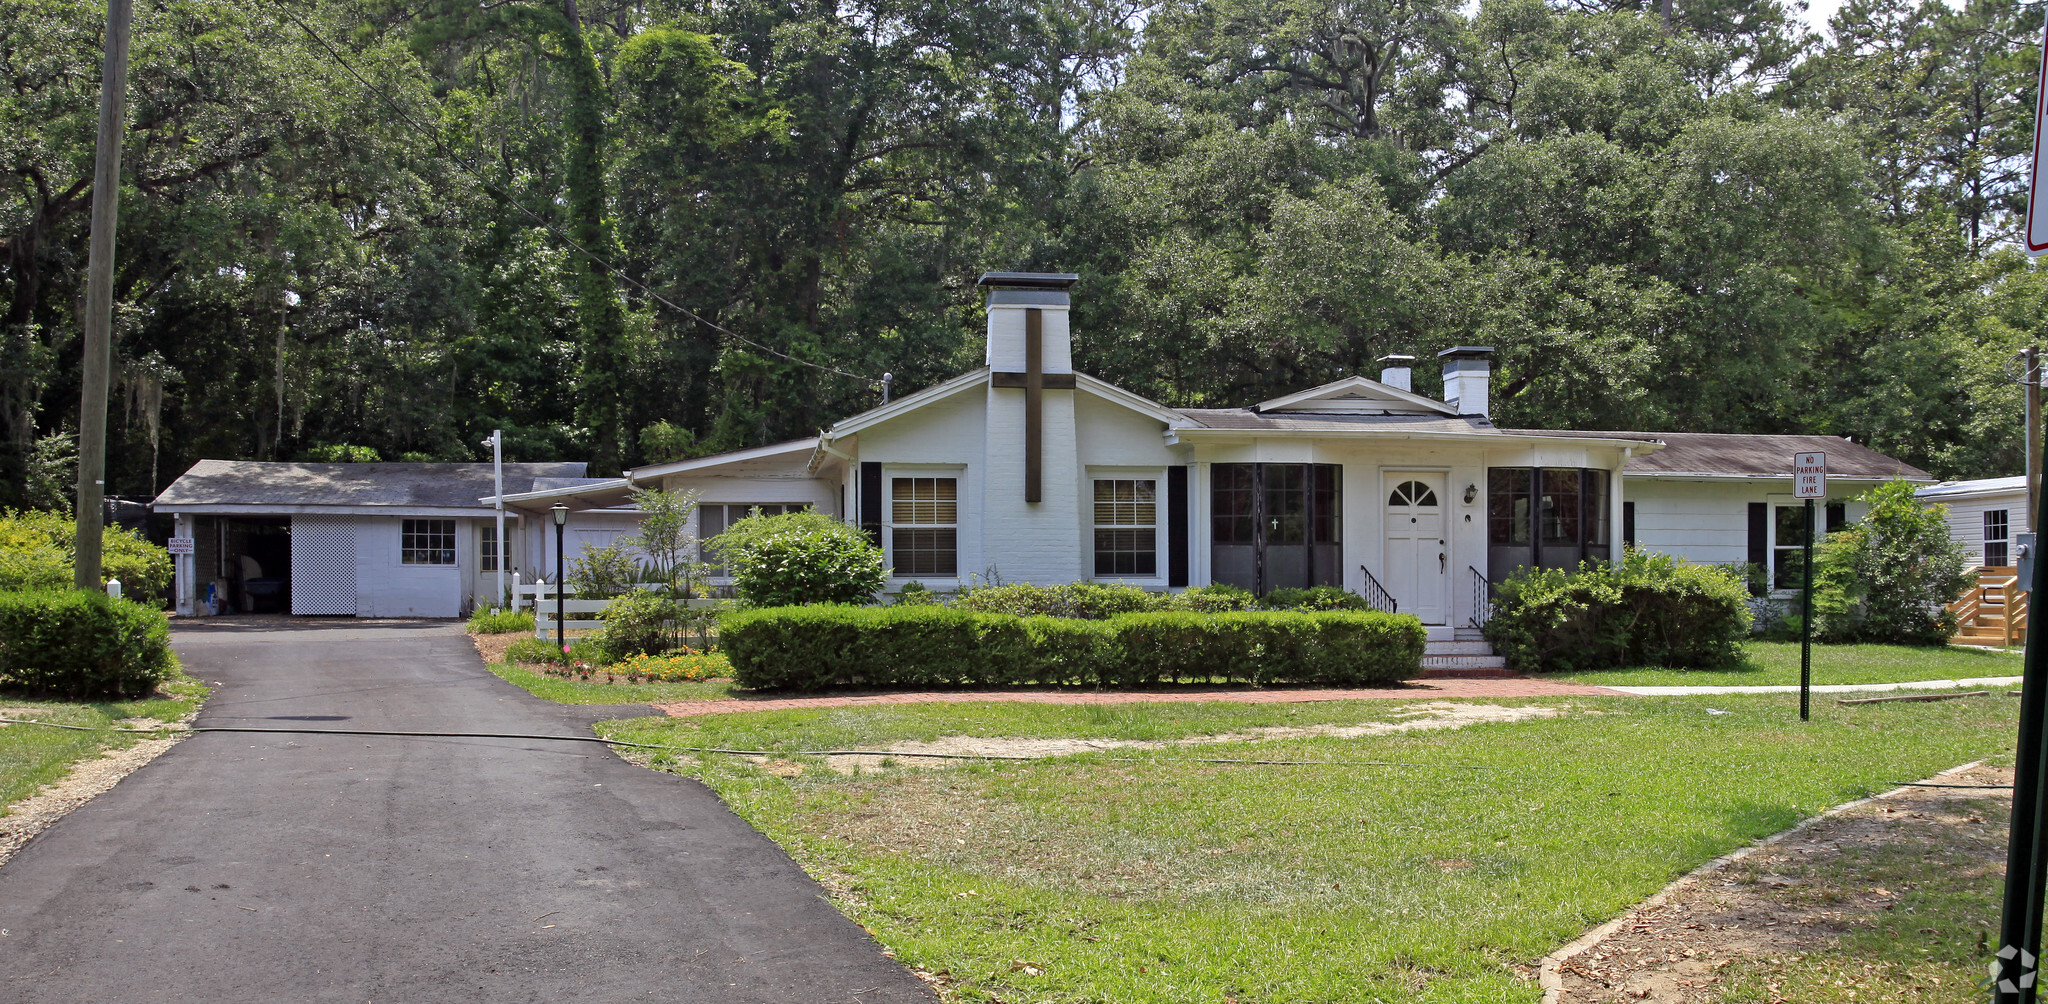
[0,717,1491,768]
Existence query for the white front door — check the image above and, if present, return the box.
[1383,474,1448,624]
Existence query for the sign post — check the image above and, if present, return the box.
[1793,452,1825,722]
[1997,17,2048,1001]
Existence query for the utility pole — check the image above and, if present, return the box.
[2028,346,2041,539]
[73,0,133,591]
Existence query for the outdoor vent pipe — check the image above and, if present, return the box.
[881,371,893,404]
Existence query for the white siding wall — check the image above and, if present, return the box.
[352,516,463,618]
[855,385,989,585]
[1074,392,1180,584]
[1626,480,1755,566]
[1932,489,2030,567]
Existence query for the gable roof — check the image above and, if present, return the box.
[825,368,992,438]
[154,460,590,511]
[1252,375,1456,416]
[1541,432,1933,481]
[627,438,819,482]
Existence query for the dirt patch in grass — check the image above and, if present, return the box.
[1553,762,2008,1003]
[816,701,1558,773]
[469,631,521,666]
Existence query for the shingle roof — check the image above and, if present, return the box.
[1178,410,1506,435]
[1917,476,2026,499]
[153,460,591,510]
[1532,432,1933,480]
[1177,410,1663,442]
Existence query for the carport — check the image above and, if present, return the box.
[151,460,594,618]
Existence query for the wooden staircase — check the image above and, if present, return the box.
[1951,566,2028,648]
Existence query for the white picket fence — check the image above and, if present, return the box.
[509,575,724,637]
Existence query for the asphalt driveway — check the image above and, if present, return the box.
[0,618,933,1003]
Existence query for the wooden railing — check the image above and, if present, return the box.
[1949,565,2028,647]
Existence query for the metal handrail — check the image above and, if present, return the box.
[1356,564,1397,614]
[1468,566,1495,629]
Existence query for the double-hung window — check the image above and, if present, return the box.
[402,519,456,566]
[479,524,511,572]
[1987,509,2011,566]
[1093,479,1157,576]
[889,477,957,576]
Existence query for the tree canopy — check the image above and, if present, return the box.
[2,0,2042,503]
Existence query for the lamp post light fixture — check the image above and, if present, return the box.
[551,503,569,655]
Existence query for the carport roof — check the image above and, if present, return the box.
[153,460,590,512]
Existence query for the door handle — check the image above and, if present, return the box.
[1439,553,1447,574]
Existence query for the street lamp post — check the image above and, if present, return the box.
[552,503,568,655]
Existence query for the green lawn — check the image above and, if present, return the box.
[600,693,2016,1003]
[1546,640,2025,687]
[0,672,208,811]
[485,660,737,705]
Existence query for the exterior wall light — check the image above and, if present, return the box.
[1463,483,1478,505]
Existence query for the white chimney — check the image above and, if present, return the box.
[1438,345,1493,417]
[1376,354,1415,391]
[978,272,1078,373]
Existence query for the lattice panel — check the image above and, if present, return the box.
[291,519,357,616]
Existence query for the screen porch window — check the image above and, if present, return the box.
[402,519,456,565]
[890,477,957,576]
[480,525,511,572]
[698,504,803,574]
[1093,479,1157,576]
[1488,468,1532,546]
[1987,509,2011,566]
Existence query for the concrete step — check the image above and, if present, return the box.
[1421,654,1508,671]
[1453,628,1487,642]
[1424,640,1495,656]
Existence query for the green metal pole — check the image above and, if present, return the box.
[1996,474,2048,1003]
[1800,497,1813,722]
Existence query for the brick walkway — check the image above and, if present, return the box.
[654,677,1629,718]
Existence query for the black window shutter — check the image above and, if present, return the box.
[1826,502,1846,533]
[1747,502,1768,572]
[860,463,883,545]
[1167,466,1190,587]
[1622,501,1636,548]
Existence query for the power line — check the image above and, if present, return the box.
[277,7,881,388]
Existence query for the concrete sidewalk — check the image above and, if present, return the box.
[1606,676,2022,696]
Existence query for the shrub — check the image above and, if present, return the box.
[504,636,607,666]
[1260,586,1371,611]
[0,590,176,698]
[893,581,943,606]
[569,542,641,599]
[1162,583,1259,612]
[599,590,720,658]
[1018,616,1123,685]
[956,581,1166,619]
[0,508,172,602]
[720,605,1424,690]
[708,510,888,606]
[1810,480,1970,645]
[620,486,708,595]
[1484,550,1753,673]
[467,607,535,634]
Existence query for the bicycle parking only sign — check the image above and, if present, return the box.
[1794,452,1826,499]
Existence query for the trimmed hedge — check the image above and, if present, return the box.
[720,605,1425,690]
[0,589,176,699]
